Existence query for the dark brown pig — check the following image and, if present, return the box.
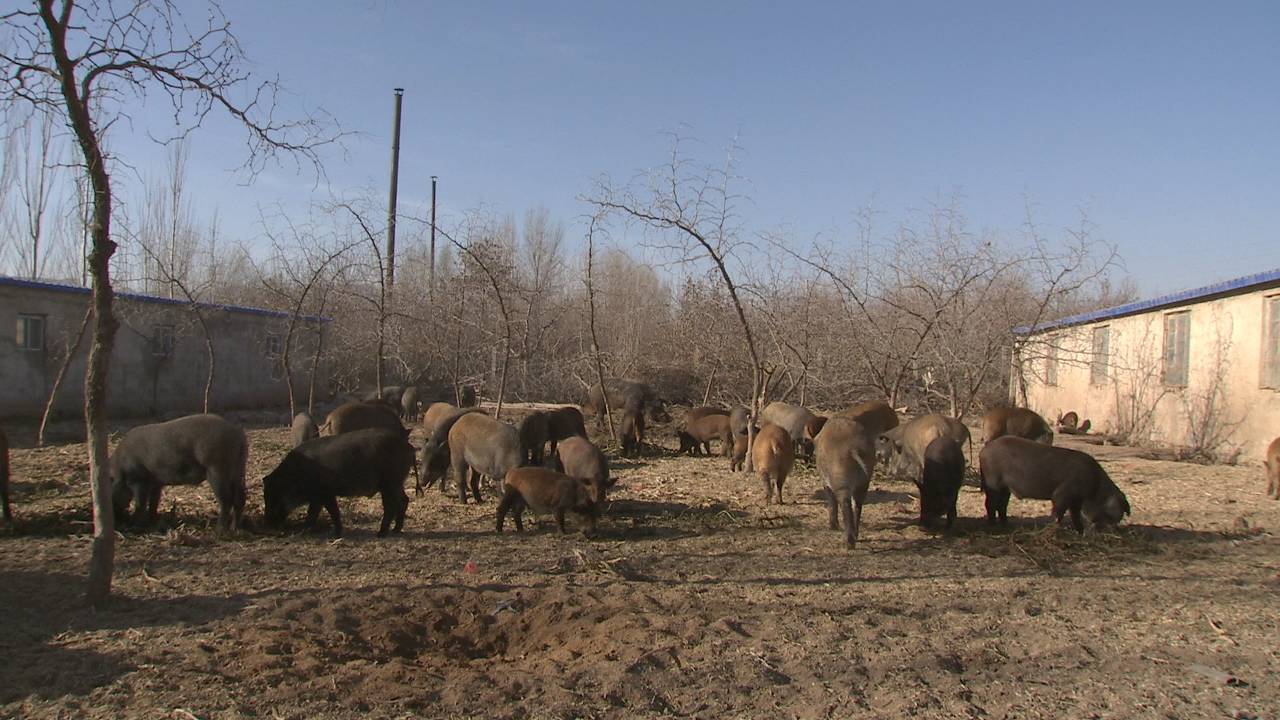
[400,386,421,421]
[321,400,405,436]
[518,411,550,465]
[545,406,587,453]
[619,397,646,458]
[815,418,877,548]
[448,412,524,503]
[730,428,752,472]
[553,435,611,500]
[982,406,1053,444]
[497,466,600,535]
[584,379,668,427]
[978,436,1130,533]
[110,414,248,533]
[833,401,899,437]
[919,436,964,528]
[752,423,795,504]
[290,412,318,448]
[263,427,415,537]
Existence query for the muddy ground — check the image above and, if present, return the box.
[1,410,1278,719]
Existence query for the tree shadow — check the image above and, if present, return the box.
[806,488,916,505]
[0,569,251,703]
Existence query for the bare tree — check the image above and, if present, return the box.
[258,209,358,417]
[1,0,339,604]
[584,214,615,440]
[8,108,63,278]
[586,135,768,470]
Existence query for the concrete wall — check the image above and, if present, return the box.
[0,281,328,419]
[1018,285,1280,462]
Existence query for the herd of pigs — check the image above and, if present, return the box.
[2,377,1278,545]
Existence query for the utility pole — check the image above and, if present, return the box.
[429,175,438,300]
[386,88,404,291]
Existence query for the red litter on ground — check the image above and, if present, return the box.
[463,561,478,574]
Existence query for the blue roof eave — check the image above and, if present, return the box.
[1014,267,1280,336]
[0,275,332,324]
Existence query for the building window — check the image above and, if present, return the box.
[1090,325,1110,385]
[1044,339,1059,386]
[151,324,176,356]
[1161,310,1190,387]
[17,314,46,350]
[1264,295,1280,389]
[266,334,284,380]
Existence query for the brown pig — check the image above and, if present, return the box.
[752,423,795,505]
[497,466,600,535]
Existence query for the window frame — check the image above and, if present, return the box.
[1161,310,1191,388]
[1044,336,1059,387]
[1090,325,1110,385]
[265,334,284,380]
[151,324,176,357]
[1263,294,1280,389]
[16,313,46,351]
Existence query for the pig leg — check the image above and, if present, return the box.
[512,498,527,532]
[394,489,409,533]
[776,474,786,505]
[143,483,163,527]
[469,469,483,503]
[826,487,840,530]
[555,508,567,534]
[841,495,857,548]
[323,496,343,538]
[377,487,404,537]
[209,470,237,534]
[761,471,773,504]
[496,488,518,532]
[1051,486,1085,533]
[304,501,322,530]
[453,455,470,504]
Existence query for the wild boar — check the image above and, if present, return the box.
[752,423,795,505]
[262,427,415,538]
[497,466,600,536]
[982,406,1053,444]
[815,418,877,548]
[919,436,964,528]
[110,414,248,533]
[978,435,1131,533]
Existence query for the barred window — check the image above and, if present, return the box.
[151,324,176,356]
[1044,340,1059,386]
[1090,326,1110,385]
[1161,311,1190,387]
[1264,295,1280,389]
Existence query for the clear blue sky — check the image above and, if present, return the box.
[111,0,1279,296]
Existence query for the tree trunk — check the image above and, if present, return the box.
[308,322,325,417]
[701,366,716,407]
[37,304,92,446]
[41,0,120,605]
[584,220,615,440]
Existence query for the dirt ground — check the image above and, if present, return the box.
[1,410,1278,720]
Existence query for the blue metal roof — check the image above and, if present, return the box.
[1015,267,1280,335]
[0,275,330,324]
